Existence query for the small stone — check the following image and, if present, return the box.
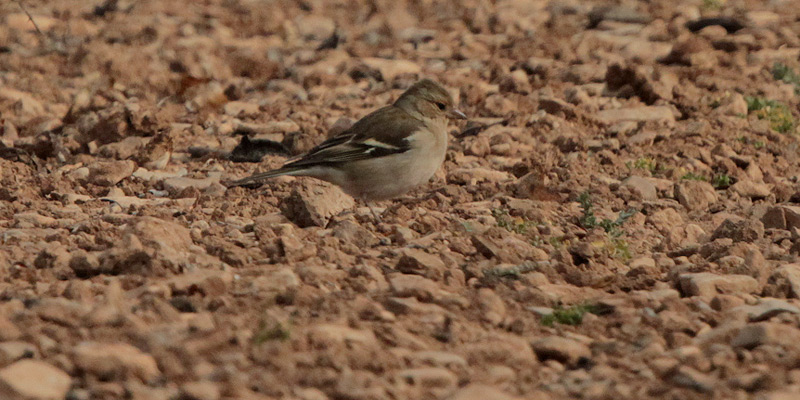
[674,181,718,211]
[477,288,506,326]
[360,58,421,81]
[730,180,771,199]
[279,233,316,262]
[448,384,521,400]
[73,342,160,381]
[330,219,379,248]
[88,160,136,186]
[679,273,759,297]
[449,167,512,185]
[762,206,800,230]
[281,181,355,228]
[756,391,800,400]
[0,341,38,365]
[712,93,748,117]
[734,299,800,322]
[391,225,417,245]
[98,136,149,160]
[711,218,764,242]
[223,101,260,117]
[767,264,800,298]
[647,208,683,233]
[162,176,219,194]
[396,249,446,280]
[34,298,89,327]
[538,97,578,118]
[295,15,335,40]
[250,268,299,295]
[398,27,437,43]
[532,336,591,367]
[389,274,440,302]
[126,217,195,271]
[621,176,657,201]
[0,317,21,341]
[0,360,70,400]
[14,212,56,229]
[746,11,780,28]
[597,106,675,125]
[168,269,234,297]
[629,257,657,274]
[395,368,457,390]
[407,351,467,369]
[668,366,715,393]
[0,87,44,116]
[731,322,800,349]
[307,324,378,348]
[180,381,220,400]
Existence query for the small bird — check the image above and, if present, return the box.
[226,79,466,215]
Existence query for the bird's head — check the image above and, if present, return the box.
[394,79,467,122]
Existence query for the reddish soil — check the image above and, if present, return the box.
[2,0,800,399]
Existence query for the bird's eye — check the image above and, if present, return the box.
[436,102,446,110]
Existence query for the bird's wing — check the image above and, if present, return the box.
[284,106,424,169]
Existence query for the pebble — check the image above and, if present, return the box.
[733,299,800,322]
[767,264,800,298]
[0,360,71,400]
[731,323,800,349]
[180,380,220,400]
[674,181,718,211]
[396,249,447,280]
[712,218,764,243]
[281,181,355,227]
[88,160,136,186]
[360,58,421,81]
[532,336,591,367]
[730,180,771,199]
[597,106,675,125]
[679,273,759,297]
[73,342,160,381]
[621,176,658,201]
[477,288,506,326]
[448,384,521,400]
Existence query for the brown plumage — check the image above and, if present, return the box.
[226,79,466,201]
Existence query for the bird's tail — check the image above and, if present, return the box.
[224,167,305,188]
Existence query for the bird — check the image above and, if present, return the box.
[226,79,466,218]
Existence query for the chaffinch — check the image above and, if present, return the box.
[226,79,466,215]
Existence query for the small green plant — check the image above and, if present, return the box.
[712,174,732,189]
[492,208,536,235]
[529,236,544,247]
[736,136,766,150]
[610,238,632,261]
[578,193,636,261]
[772,62,800,95]
[745,96,796,134]
[578,193,637,236]
[702,0,726,11]
[549,236,566,249]
[253,321,290,344]
[625,157,658,172]
[541,303,602,326]
[680,172,707,181]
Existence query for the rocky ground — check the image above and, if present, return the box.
[2,0,800,399]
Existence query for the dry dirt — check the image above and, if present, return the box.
[2,0,800,399]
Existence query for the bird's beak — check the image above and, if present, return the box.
[447,109,467,120]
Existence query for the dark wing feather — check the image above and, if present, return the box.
[284,106,423,169]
